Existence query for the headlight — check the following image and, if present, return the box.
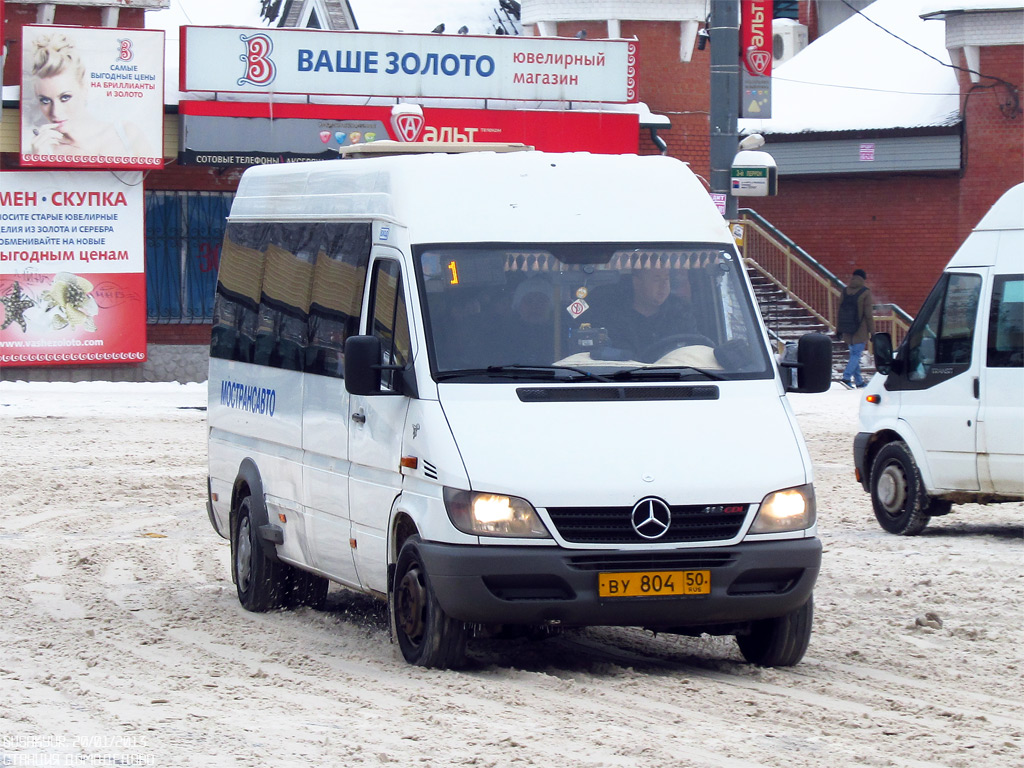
[749,484,816,534]
[443,487,551,538]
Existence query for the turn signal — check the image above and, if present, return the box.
[866,394,881,404]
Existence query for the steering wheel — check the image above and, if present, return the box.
[641,333,717,362]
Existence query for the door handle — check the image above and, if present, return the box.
[352,411,366,424]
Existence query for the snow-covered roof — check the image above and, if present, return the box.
[739,0,961,136]
[919,0,1024,15]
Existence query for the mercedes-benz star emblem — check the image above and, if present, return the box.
[631,497,672,539]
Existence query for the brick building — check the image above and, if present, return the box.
[1,0,1021,380]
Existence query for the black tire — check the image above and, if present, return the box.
[232,495,286,612]
[736,596,813,667]
[870,441,933,535]
[391,536,467,669]
[285,567,329,610]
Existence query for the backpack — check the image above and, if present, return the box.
[837,287,867,335]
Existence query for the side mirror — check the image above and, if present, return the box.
[783,332,832,394]
[872,332,893,375]
[344,335,383,395]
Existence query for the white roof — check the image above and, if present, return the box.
[230,151,730,245]
[739,0,961,135]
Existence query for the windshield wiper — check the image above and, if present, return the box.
[436,364,611,382]
[610,366,727,382]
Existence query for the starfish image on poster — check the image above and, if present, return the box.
[1,281,36,332]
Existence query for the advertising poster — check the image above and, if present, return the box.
[20,24,165,170]
[177,101,639,164]
[181,27,637,103]
[0,172,147,367]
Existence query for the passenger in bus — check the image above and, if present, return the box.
[501,277,556,365]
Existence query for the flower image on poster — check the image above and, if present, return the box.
[20,25,165,170]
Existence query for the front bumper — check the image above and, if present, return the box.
[418,537,821,629]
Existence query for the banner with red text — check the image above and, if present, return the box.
[0,172,147,367]
[20,25,164,169]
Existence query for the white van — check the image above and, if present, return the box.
[206,148,833,669]
[855,182,1024,535]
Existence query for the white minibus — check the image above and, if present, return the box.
[856,182,1024,534]
[206,148,832,668]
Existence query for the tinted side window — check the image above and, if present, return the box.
[210,222,268,363]
[253,224,317,372]
[987,275,1024,368]
[369,260,412,391]
[306,223,371,378]
[899,273,981,386]
[211,222,371,373]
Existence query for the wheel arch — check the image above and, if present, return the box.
[231,458,280,562]
[864,426,936,494]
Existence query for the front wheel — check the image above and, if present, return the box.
[391,536,468,669]
[736,596,813,667]
[870,441,932,535]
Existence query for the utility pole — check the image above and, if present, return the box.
[709,0,740,220]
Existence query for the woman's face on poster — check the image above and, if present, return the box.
[35,69,87,128]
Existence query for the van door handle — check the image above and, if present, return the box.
[352,411,366,424]
[973,377,980,399]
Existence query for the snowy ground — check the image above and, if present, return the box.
[0,381,1021,768]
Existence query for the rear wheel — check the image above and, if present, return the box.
[736,596,813,667]
[870,441,933,535]
[232,495,286,611]
[391,536,467,669]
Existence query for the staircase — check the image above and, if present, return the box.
[736,209,913,378]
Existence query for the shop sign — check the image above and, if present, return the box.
[20,25,165,170]
[740,0,772,78]
[181,27,637,103]
[0,173,147,367]
[176,101,639,165]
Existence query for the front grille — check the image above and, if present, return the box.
[546,504,747,544]
[567,551,736,571]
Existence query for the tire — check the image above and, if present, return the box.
[232,494,286,612]
[869,441,933,535]
[736,596,813,667]
[285,567,329,610]
[391,536,468,669]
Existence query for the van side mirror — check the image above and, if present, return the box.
[872,332,893,375]
[783,332,832,394]
[344,335,383,395]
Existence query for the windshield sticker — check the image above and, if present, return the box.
[566,298,589,319]
[575,286,589,299]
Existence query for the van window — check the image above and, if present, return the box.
[211,222,370,375]
[904,273,982,382]
[987,275,1024,368]
[369,259,412,391]
[415,242,770,380]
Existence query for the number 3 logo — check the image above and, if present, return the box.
[118,38,133,62]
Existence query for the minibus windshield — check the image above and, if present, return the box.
[415,243,771,381]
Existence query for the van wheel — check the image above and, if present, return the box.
[736,596,813,667]
[232,494,285,611]
[391,536,467,669]
[870,441,932,535]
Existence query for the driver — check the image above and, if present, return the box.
[594,267,698,362]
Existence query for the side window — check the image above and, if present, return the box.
[369,259,412,391]
[903,273,982,382]
[987,275,1024,368]
[210,222,268,363]
[306,223,371,378]
[253,224,317,372]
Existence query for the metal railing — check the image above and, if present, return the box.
[735,208,913,349]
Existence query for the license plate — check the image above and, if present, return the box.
[598,570,711,598]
